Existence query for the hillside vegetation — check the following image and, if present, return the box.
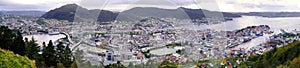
[246,41,300,68]
[0,26,77,68]
[0,48,35,68]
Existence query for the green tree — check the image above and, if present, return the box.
[0,26,15,50]
[70,61,78,68]
[246,41,300,68]
[43,40,57,67]
[25,37,40,60]
[128,62,134,68]
[289,57,300,68]
[105,61,126,68]
[57,63,66,68]
[158,60,177,68]
[56,42,65,63]
[0,26,26,56]
[41,42,47,61]
[35,42,47,68]
[62,45,74,67]
[12,31,26,55]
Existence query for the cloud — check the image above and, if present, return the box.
[0,0,13,6]
[92,0,300,12]
[0,0,80,11]
[78,0,195,11]
[0,0,300,12]
[217,0,300,12]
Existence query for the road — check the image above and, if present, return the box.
[60,32,82,51]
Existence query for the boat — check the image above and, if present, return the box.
[48,32,60,35]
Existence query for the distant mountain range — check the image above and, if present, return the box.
[237,12,300,17]
[41,4,241,22]
[117,7,242,21]
[0,11,45,16]
[38,4,300,22]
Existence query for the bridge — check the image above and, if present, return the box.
[60,32,82,51]
[138,26,148,34]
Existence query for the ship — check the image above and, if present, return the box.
[48,32,60,35]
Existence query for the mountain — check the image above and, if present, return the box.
[179,7,241,19]
[117,7,189,21]
[41,4,118,22]
[41,4,241,22]
[109,7,241,21]
[0,11,45,16]
[41,4,78,21]
[237,12,300,17]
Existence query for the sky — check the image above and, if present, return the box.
[0,0,300,12]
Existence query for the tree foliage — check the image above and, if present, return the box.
[0,48,36,68]
[25,37,40,60]
[0,26,77,68]
[105,61,126,68]
[0,26,26,55]
[158,60,178,68]
[245,41,300,68]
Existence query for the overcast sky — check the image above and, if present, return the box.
[0,0,300,12]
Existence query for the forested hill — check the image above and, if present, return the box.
[245,41,300,68]
[41,4,241,22]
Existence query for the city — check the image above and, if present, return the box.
[1,0,300,68]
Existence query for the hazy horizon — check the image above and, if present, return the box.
[1,0,300,12]
[2,4,300,13]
